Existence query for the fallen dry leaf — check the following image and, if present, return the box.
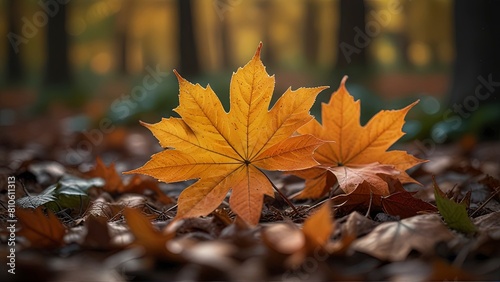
[261,222,305,268]
[87,157,173,204]
[381,190,437,219]
[293,76,425,199]
[86,157,122,193]
[179,240,238,272]
[351,214,454,261]
[340,211,379,238]
[84,194,121,219]
[330,175,407,214]
[124,174,174,205]
[331,181,390,214]
[428,259,476,281]
[479,175,500,201]
[17,207,66,249]
[126,43,327,225]
[262,202,335,268]
[473,210,500,239]
[302,201,334,250]
[82,215,113,250]
[123,207,177,259]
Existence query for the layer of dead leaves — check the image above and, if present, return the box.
[2,152,499,281]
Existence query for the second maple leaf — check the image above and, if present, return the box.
[293,76,426,199]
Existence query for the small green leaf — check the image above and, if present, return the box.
[433,178,477,234]
[49,176,104,211]
[45,194,89,212]
[16,176,104,210]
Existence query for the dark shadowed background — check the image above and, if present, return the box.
[0,0,499,166]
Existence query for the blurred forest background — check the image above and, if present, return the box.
[0,0,499,166]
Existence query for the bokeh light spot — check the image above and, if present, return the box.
[90,52,113,74]
[421,95,441,115]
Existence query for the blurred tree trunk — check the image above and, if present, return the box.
[257,0,274,67]
[115,1,135,75]
[448,0,500,106]
[219,14,231,69]
[178,0,200,77]
[44,1,71,85]
[336,0,366,68]
[115,24,128,75]
[304,0,319,64]
[6,0,24,83]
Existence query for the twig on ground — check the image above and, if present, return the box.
[470,186,500,217]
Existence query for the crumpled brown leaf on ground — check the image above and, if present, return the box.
[86,157,174,205]
[17,207,66,249]
[123,207,179,260]
[351,214,455,261]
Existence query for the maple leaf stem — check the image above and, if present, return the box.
[329,182,340,199]
[145,202,174,218]
[306,198,328,212]
[304,183,343,213]
[164,203,178,214]
[364,191,373,218]
[306,197,347,213]
[255,167,300,216]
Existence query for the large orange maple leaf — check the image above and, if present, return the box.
[126,43,327,225]
[293,76,425,199]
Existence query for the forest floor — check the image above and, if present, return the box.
[1,119,499,281]
[0,88,499,281]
